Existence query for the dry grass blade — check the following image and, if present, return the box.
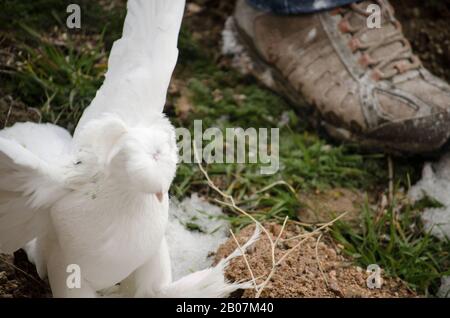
[256,181,296,196]
[229,229,259,292]
[315,233,329,287]
[388,156,394,205]
[282,211,348,242]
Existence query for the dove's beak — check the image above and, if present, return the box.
[155,192,164,203]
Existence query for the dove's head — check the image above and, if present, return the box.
[76,115,178,201]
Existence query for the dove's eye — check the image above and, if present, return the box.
[152,150,161,161]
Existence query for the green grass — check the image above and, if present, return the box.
[10,29,107,131]
[0,0,125,45]
[332,197,450,295]
[0,0,125,130]
[1,0,447,297]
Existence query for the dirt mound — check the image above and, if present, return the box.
[216,224,416,298]
[0,97,41,128]
[0,251,51,298]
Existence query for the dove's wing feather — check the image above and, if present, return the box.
[0,123,71,253]
[74,0,185,139]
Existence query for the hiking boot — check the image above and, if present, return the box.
[230,0,450,154]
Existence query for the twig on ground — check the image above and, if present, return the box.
[273,215,331,228]
[193,142,345,298]
[193,142,274,245]
[3,101,13,128]
[229,229,258,291]
[256,181,297,196]
[282,212,348,242]
[315,233,329,288]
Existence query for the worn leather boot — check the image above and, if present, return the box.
[231,0,450,154]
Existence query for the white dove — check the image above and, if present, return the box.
[0,0,256,298]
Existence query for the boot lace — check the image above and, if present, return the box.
[333,0,421,80]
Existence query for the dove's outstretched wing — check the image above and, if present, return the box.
[74,0,185,140]
[0,123,71,253]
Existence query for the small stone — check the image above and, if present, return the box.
[0,271,7,283]
[329,280,342,294]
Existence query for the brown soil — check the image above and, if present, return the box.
[0,97,41,128]
[216,224,416,298]
[0,252,51,298]
[297,188,366,226]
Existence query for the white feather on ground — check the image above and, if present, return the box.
[438,276,450,298]
[409,154,450,240]
[167,194,230,280]
[409,154,450,298]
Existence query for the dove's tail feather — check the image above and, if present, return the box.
[108,0,185,77]
[105,0,185,87]
[107,0,185,91]
[154,226,260,298]
[0,123,70,254]
[74,0,186,135]
[122,0,184,49]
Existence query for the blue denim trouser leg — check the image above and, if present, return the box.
[247,0,359,14]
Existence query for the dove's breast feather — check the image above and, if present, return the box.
[50,183,169,289]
